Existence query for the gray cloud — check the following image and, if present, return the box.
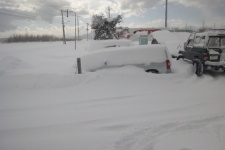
[0,15,17,32]
[0,0,71,32]
[119,0,162,16]
[34,0,71,22]
[0,7,37,32]
[120,0,160,10]
[78,10,89,16]
[169,0,225,28]
[0,0,224,33]
[0,1,20,8]
[170,0,225,18]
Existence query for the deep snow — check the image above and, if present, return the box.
[0,40,225,150]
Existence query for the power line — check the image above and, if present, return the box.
[0,0,67,12]
[37,0,61,11]
[0,5,57,20]
[42,0,60,8]
[0,12,34,19]
[0,1,18,7]
[0,9,36,19]
[0,5,63,23]
[0,6,86,25]
[0,11,63,25]
[0,0,40,10]
[0,0,76,19]
[0,0,84,37]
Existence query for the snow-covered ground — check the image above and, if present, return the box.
[0,40,225,150]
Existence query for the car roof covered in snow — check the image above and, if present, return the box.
[150,30,178,44]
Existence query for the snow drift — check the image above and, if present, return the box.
[86,39,134,51]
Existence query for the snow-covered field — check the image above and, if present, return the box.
[0,40,225,150]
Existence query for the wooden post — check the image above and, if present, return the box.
[77,58,82,74]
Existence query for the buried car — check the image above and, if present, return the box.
[76,45,171,74]
[86,39,134,51]
[177,29,225,76]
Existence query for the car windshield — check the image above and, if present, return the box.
[208,37,220,48]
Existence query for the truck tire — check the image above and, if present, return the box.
[193,59,204,76]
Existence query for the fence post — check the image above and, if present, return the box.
[77,58,82,74]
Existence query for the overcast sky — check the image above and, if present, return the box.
[0,0,225,38]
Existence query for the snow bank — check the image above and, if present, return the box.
[79,45,169,72]
[86,39,134,51]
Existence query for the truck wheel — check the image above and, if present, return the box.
[193,60,204,76]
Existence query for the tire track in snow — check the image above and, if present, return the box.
[112,115,225,150]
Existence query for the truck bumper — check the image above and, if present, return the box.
[205,61,225,66]
[205,61,225,70]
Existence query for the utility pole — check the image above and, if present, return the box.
[86,23,89,41]
[202,20,205,28]
[66,10,76,50]
[61,10,66,44]
[75,12,76,50]
[108,6,110,18]
[77,16,80,41]
[165,0,168,28]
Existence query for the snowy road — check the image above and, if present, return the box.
[0,41,225,150]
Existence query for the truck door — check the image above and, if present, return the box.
[184,38,194,60]
[191,36,207,60]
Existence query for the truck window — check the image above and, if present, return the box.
[194,36,205,47]
[208,37,220,48]
[221,37,225,47]
[195,36,201,44]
